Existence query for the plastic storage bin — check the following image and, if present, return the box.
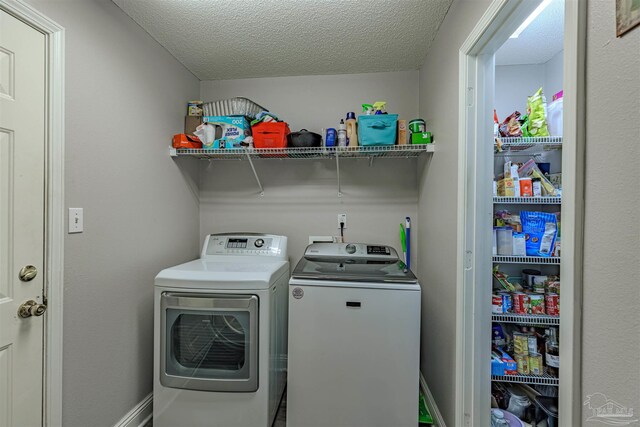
[358,114,398,146]
[252,122,291,148]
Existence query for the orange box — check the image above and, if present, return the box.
[252,122,291,148]
[172,133,202,149]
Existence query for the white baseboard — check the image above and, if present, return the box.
[112,392,153,427]
[420,372,446,427]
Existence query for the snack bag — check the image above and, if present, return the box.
[520,211,558,257]
[499,111,523,137]
[527,88,550,137]
[519,114,531,137]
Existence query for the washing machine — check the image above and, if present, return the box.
[154,233,289,427]
[287,243,421,427]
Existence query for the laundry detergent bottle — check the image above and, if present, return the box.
[346,112,358,147]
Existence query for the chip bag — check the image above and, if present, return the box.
[527,88,550,137]
[499,111,522,137]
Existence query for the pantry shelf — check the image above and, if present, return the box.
[493,196,561,205]
[493,256,560,265]
[492,370,559,386]
[492,314,560,326]
[170,144,435,160]
[494,136,562,152]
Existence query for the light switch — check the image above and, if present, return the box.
[68,208,83,233]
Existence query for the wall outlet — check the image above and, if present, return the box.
[338,213,347,229]
[68,208,83,233]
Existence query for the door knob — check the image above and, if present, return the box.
[18,265,37,282]
[17,300,47,318]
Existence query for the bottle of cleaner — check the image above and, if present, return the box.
[345,112,358,147]
[337,119,347,147]
[493,109,500,136]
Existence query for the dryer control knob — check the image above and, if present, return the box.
[254,239,265,248]
[345,244,356,254]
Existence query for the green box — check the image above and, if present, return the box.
[411,132,432,144]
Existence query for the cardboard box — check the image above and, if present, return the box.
[497,178,516,197]
[184,115,202,136]
[397,120,407,145]
[202,115,251,149]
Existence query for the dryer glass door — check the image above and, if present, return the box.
[161,292,258,392]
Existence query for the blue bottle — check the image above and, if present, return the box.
[325,128,337,147]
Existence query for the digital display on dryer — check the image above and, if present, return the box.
[367,245,391,255]
[227,238,248,249]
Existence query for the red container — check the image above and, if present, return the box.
[513,292,531,314]
[173,133,202,149]
[252,122,291,148]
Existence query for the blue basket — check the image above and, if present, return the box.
[358,114,398,146]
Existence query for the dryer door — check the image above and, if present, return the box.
[160,292,258,392]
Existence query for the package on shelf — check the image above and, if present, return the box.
[201,115,251,149]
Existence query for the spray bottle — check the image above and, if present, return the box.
[345,112,358,147]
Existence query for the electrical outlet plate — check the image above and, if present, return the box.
[338,213,347,229]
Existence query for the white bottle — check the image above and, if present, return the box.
[337,119,347,147]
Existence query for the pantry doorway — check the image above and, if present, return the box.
[455,0,585,425]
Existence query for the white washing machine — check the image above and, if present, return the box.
[287,243,421,427]
[154,233,289,427]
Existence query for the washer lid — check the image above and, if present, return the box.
[291,256,417,284]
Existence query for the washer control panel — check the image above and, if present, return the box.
[304,243,397,260]
[203,234,287,259]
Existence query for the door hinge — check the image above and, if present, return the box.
[466,87,474,107]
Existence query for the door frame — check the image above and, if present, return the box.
[0,1,64,426]
[455,0,586,425]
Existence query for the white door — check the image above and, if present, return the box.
[0,9,47,427]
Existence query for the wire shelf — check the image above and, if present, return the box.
[494,136,563,152]
[493,196,562,205]
[493,256,560,265]
[170,145,435,160]
[492,370,559,386]
[492,313,560,326]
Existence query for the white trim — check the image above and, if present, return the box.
[0,2,65,426]
[420,372,445,427]
[456,0,584,425]
[558,0,586,424]
[112,393,153,427]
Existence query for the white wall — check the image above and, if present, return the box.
[200,71,419,137]
[416,0,492,424]
[199,72,421,266]
[23,1,201,426]
[582,0,640,421]
[494,50,564,121]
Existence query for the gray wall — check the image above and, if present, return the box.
[200,71,419,138]
[416,0,492,423]
[199,72,421,266]
[23,0,200,426]
[582,0,640,421]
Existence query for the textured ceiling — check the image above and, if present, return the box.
[112,0,453,80]
[495,0,564,66]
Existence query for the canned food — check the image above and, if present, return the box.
[515,354,530,375]
[546,293,560,316]
[513,332,529,355]
[531,275,548,293]
[522,269,541,289]
[529,294,546,315]
[528,335,538,354]
[529,352,543,375]
[513,292,531,314]
[499,292,512,313]
[492,295,503,314]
